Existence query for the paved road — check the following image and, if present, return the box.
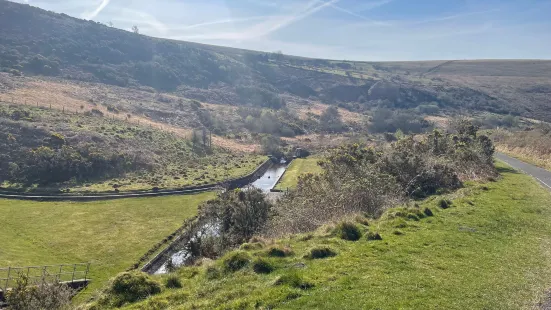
[495,153,551,191]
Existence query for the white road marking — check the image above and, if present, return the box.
[534,176,551,191]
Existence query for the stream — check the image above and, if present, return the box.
[153,161,289,274]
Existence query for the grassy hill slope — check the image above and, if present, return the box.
[0,103,265,192]
[1,0,551,122]
[108,163,551,309]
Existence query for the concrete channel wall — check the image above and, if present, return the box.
[0,159,273,202]
[140,159,274,274]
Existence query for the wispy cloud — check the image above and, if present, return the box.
[82,0,110,20]
[410,8,501,26]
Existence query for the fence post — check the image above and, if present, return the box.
[5,267,11,291]
[42,266,47,281]
[71,264,76,283]
[85,263,90,282]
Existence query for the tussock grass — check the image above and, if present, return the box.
[333,222,362,241]
[221,251,251,273]
[252,258,276,274]
[266,246,294,258]
[164,275,182,289]
[305,247,337,259]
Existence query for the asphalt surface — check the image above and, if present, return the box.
[495,152,551,191]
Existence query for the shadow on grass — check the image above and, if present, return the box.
[496,166,520,174]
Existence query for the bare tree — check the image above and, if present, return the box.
[131,25,139,34]
[107,21,114,27]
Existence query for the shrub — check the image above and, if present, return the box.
[438,199,452,209]
[6,275,73,310]
[107,272,161,306]
[366,232,383,241]
[222,251,251,272]
[266,246,293,258]
[334,221,362,241]
[164,275,182,289]
[274,272,314,289]
[200,189,272,248]
[306,246,337,259]
[252,258,275,274]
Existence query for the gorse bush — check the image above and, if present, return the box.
[269,121,496,236]
[6,275,73,310]
[192,188,273,255]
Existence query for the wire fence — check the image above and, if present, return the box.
[0,263,90,292]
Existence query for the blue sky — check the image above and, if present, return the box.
[11,0,551,61]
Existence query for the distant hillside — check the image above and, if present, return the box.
[1,0,551,121]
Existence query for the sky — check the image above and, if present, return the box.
[10,0,551,61]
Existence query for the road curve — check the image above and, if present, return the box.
[495,152,551,191]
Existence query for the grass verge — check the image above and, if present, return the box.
[116,162,551,309]
[274,157,322,191]
[0,192,215,302]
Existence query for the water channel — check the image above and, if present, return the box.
[152,161,289,274]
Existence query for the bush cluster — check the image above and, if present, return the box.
[270,121,496,235]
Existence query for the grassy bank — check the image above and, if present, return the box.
[118,162,551,309]
[0,192,215,301]
[274,157,323,191]
[0,104,265,193]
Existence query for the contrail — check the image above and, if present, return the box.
[83,0,110,20]
[172,0,339,41]
[178,16,270,31]
[265,0,340,35]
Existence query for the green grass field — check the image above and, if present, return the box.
[274,157,323,191]
[0,192,215,301]
[119,163,551,309]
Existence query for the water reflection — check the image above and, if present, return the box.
[153,161,288,274]
[249,164,287,193]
